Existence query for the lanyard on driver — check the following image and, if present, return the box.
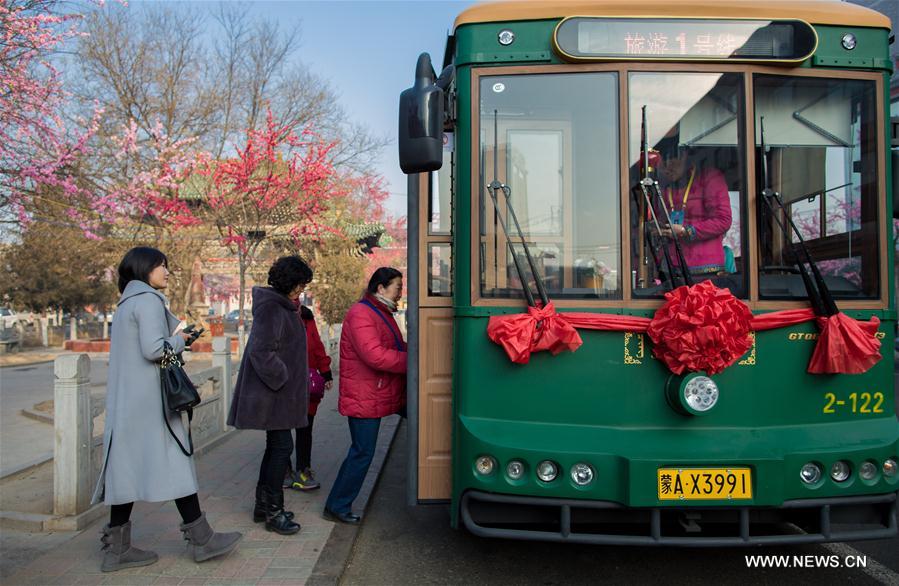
[667,165,696,211]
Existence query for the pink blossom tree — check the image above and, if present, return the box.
[0,0,99,224]
[191,109,343,323]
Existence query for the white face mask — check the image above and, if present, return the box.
[374,292,397,312]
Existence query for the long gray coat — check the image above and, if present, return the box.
[91,280,198,505]
[227,286,308,430]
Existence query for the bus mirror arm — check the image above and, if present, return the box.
[435,64,454,90]
[647,180,693,287]
[639,105,692,288]
[632,185,673,290]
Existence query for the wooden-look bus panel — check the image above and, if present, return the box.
[418,308,454,500]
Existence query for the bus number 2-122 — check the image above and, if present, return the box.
[823,392,885,414]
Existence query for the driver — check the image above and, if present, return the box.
[657,132,732,276]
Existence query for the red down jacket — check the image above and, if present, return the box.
[338,294,407,418]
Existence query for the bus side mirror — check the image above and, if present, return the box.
[399,53,444,174]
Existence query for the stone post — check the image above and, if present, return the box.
[41,316,49,347]
[53,354,92,516]
[212,336,233,430]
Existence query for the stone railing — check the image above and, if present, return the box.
[50,337,237,530]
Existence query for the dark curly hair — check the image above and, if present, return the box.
[267,256,313,296]
[117,246,168,293]
[366,267,403,294]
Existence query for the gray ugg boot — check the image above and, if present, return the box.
[99,522,159,573]
[179,513,243,562]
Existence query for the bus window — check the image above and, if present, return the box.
[429,142,452,236]
[628,72,747,298]
[478,72,620,300]
[754,76,879,300]
[428,243,452,297]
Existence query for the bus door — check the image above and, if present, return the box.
[415,139,454,501]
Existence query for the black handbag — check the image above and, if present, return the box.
[160,338,200,457]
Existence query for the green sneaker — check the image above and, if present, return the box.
[291,467,321,491]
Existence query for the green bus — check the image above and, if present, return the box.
[399,0,898,545]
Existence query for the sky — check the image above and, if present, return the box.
[142,0,478,218]
[281,1,476,218]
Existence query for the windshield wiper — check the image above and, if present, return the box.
[758,116,838,316]
[486,110,550,308]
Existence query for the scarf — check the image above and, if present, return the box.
[374,292,397,313]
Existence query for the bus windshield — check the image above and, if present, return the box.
[754,75,880,300]
[478,72,621,300]
[628,72,747,297]
[477,70,881,303]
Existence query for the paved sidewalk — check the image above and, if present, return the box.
[2,384,402,585]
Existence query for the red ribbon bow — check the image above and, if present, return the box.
[487,282,881,375]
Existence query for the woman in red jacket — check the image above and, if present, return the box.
[323,267,406,524]
[284,303,332,491]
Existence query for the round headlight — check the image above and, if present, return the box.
[830,461,851,482]
[475,455,496,476]
[536,460,558,482]
[684,376,719,412]
[570,463,594,486]
[800,462,822,485]
[506,460,525,480]
[859,461,878,481]
[841,33,857,51]
[883,458,897,478]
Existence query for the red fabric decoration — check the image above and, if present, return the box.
[750,308,816,331]
[485,284,882,375]
[808,313,881,374]
[563,313,651,332]
[486,302,582,364]
[646,281,753,375]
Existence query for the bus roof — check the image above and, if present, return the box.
[454,1,891,31]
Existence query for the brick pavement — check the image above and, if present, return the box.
[2,384,401,586]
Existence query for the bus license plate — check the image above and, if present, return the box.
[657,468,752,500]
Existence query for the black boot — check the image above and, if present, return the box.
[253,485,295,523]
[264,487,301,535]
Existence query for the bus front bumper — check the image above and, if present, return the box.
[460,489,898,546]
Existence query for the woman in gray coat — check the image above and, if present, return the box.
[92,247,241,572]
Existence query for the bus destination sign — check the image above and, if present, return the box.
[554,18,818,62]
